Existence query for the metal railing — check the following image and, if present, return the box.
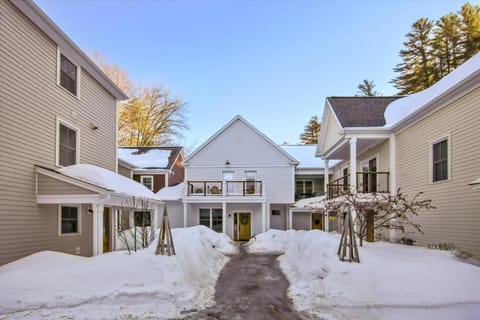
[187,180,263,196]
[327,172,389,199]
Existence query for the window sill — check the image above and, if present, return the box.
[57,83,80,100]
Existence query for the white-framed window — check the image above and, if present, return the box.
[244,170,257,194]
[296,180,314,196]
[141,176,154,191]
[223,171,235,194]
[56,117,80,167]
[271,209,281,216]
[199,208,223,232]
[58,205,81,235]
[431,136,450,183]
[57,47,80,97]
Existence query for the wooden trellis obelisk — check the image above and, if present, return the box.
[337,206,360,263]
[155,206,176,256]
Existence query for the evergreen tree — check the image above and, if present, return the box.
[392,18,436,94]
[433,13,462,78]
[356,79,379,96]
[459,3,480,61]
[300,116,321,144]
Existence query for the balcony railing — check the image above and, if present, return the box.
[187,181,263,196]
[327,172,389,199]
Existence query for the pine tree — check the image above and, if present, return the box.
[300,116,321,144]
[356,79,380,96]
[433,13,462,78]
[392,18,436,94]
[459,3,480,61]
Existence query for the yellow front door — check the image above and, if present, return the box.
[235,212,251,241]
[103,207,110,253]
[311,212,323,230]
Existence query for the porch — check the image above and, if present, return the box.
[327,171,390,199]
[187,180,263,197]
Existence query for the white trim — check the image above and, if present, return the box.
[233,211,253,240]
[58,204,81,236]
[198,207,223,231]
[56,46,81,99]
[389,133,396,193]
[429,134,452,184]
[187,164,292,169]
[140,175,154,191]
[56,117,80,167]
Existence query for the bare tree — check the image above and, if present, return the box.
[119,196,154,252]
[326,188,435,246]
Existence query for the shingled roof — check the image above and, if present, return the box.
[327,97,402,127]
[118,147,183,170]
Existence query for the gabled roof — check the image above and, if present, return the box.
[184,115,299,165]
[118,147,183,170]
[327,97,402,127]
[11,0,127,100]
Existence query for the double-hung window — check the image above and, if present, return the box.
[141,176,154,191]
[59,205,80,235]
[199,208,223,232]
[57,119,79,167]
[57,47,79,97]
[432,138,449,182]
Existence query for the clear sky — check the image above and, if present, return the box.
[36,0,476,151]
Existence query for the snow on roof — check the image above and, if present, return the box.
[58,164,159,199]
[280,145,325,168]
[117,148,171,169]
[384,53,480,128]
[293,195,326,209]
[156,182,185,201]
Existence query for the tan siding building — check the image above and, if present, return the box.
[0,0,129,265]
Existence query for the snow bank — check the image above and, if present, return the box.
[156,182,185,200]
[118,148,171,169]
[293,195,326,209]
[0,226,236,319]
[247,230,480,317]
[59,164,157,199]
[384,53,480,127]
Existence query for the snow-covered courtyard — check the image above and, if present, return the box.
[249,229,480,319]
[1,228,479,320]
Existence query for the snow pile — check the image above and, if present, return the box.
[384,53,480,127]
[247,229,294,254]
[59,164,157,199]
[118,148,171,169]
[0,226,236,319]
[248,230,480,318]
[157,182,185,200]
[293,195,326,209]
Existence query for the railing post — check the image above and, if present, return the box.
[243,181,245,196]
[203,181,206,196]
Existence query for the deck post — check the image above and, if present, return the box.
[222,202,227,234]
[261,202,266,233]
[349,137,357,193]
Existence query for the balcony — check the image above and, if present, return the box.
[327,172,389,199]
[187,180,263,196]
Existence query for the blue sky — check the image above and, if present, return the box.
[36,0,476,151]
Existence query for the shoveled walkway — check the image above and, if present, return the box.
[182,244,306,320]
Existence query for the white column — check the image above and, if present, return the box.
[389,133,397,241]
[324,211,329,232]
[222,202,227,234]
[92,203,104,256]
[261,202,266,233]
[266,203,271,230]
[349,137,357,192]
[183,203,188,228]
[324,159,329,197]
[288,208,293,230]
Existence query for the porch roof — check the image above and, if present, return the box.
[35,165,164,206]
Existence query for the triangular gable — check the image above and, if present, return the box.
[316,100,343,157]
[184,115,299,165]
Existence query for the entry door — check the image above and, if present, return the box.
[103,207,110,253]
[234,212,251,241]
[223,171,234,195]
[311,212,323,230]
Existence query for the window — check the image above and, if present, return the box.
[59,53,78,96]
[59,205,80,235]
[141,176,154,191]
[244,171,257,194]
[296,180,314,198]
[134,211,151,227]
[271,209,281,216]
[116,209,129,232]
[432,139,449,182]
[56,119,79,167]
[199,208,223,232]
[343,167,349,191]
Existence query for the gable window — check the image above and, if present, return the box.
[432,138,449,182]
[134,211,151,227]
[141,176,154,191]
[199,208,223,232]
[59,205,80,235]
[57,119,79,167]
